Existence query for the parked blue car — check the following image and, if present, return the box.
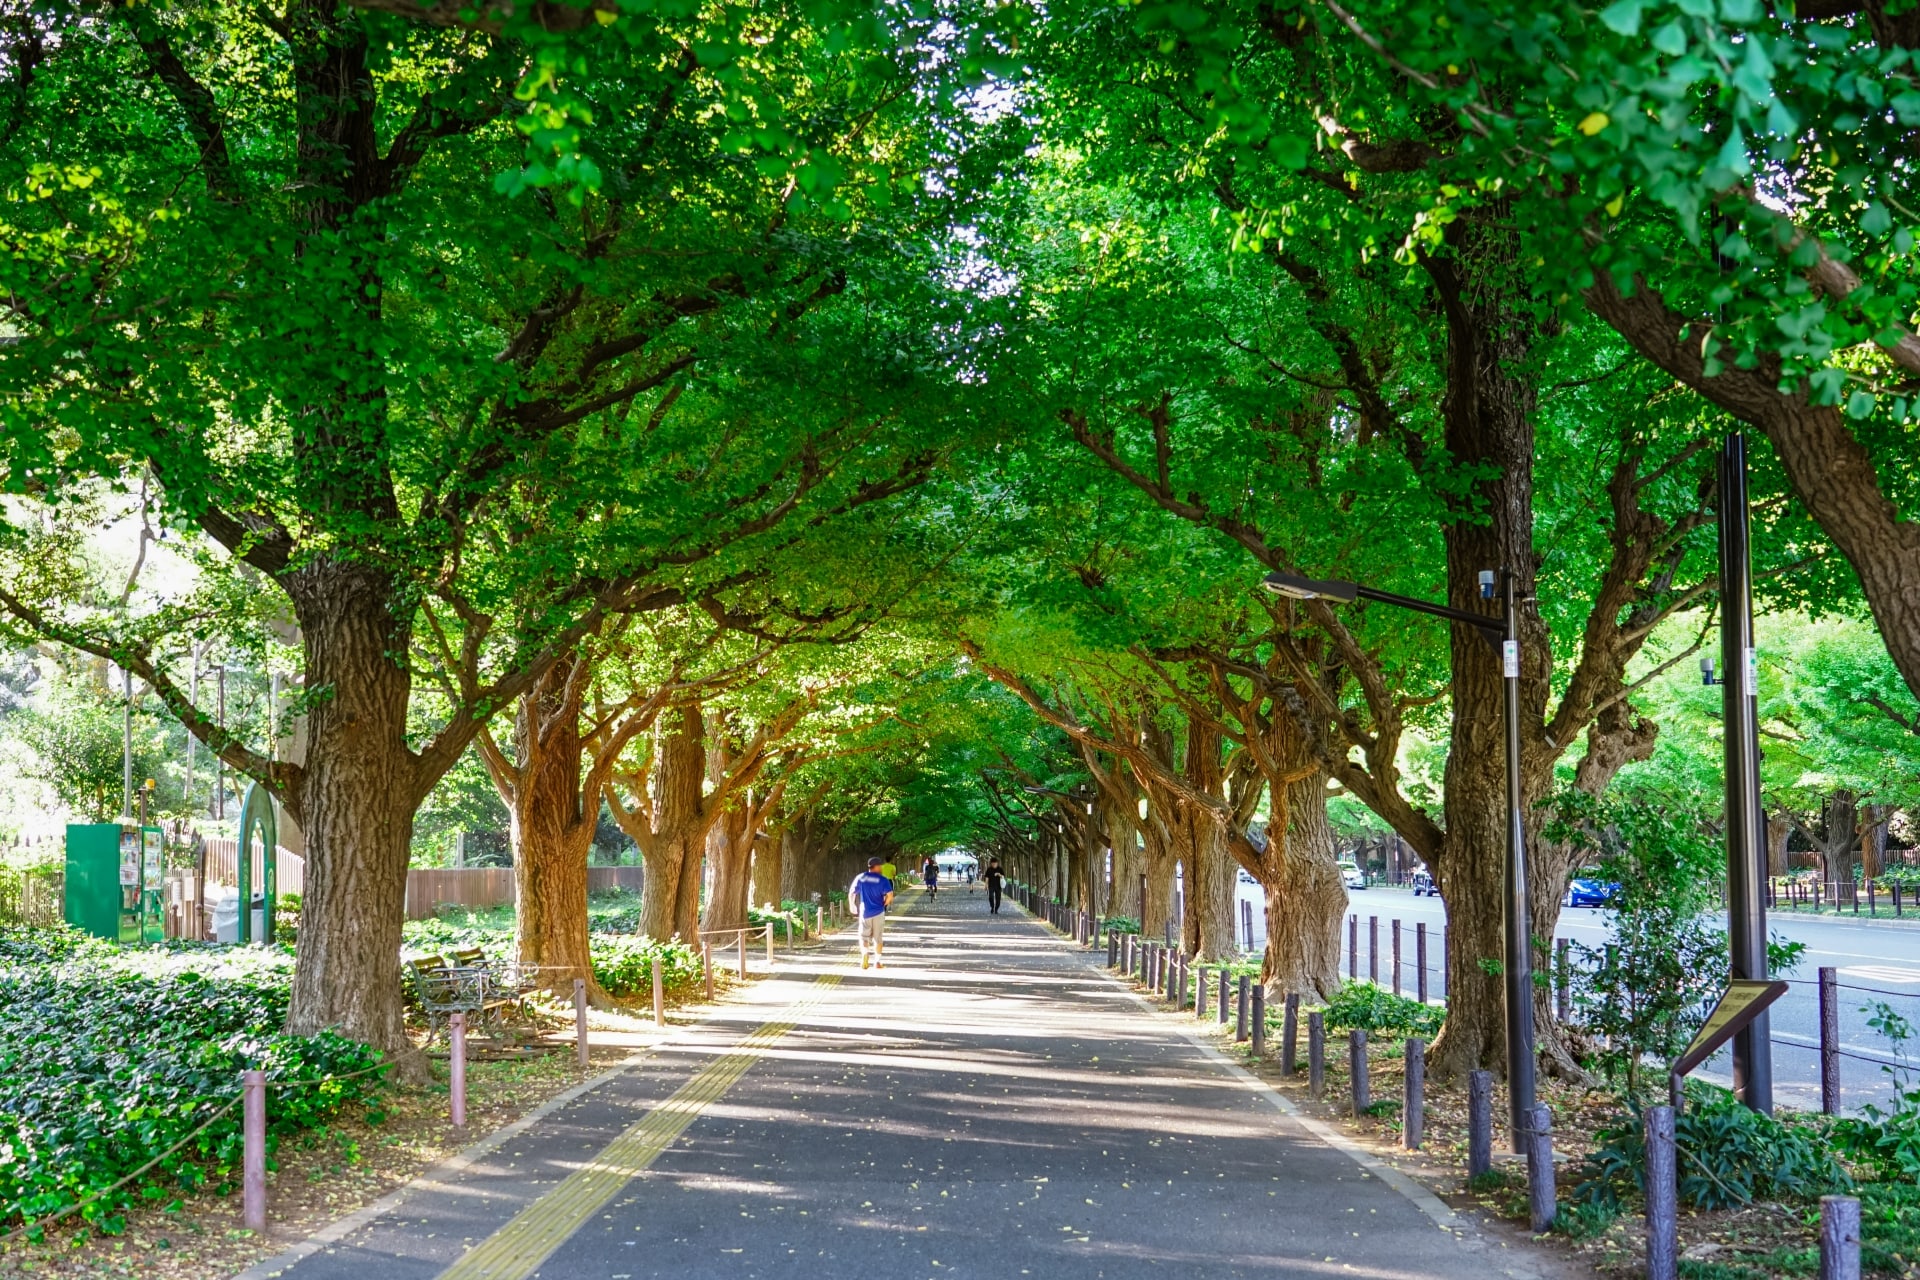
[1563,876,1621,908]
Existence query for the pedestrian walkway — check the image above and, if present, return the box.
[258,888,1572,1279]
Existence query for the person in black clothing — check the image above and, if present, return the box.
[923,857,939,897]
[983,858,1005,914]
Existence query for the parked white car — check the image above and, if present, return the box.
[1338,860,1367,890]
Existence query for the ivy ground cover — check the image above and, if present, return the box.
[0,928,385,1235]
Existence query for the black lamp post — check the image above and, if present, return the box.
[1264,565,1535,1149]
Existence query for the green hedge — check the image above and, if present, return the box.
[0,928,386,1235]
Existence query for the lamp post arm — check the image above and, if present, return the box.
[1352,584,1502,636]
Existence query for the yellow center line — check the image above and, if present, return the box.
[434,972,842,1280]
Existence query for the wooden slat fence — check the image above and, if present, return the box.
[201,836,306,897]
[403,865,643,920]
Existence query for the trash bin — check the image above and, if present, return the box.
[209,887,265,944]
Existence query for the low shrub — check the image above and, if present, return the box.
[1574,1084,1848,1213]
[1319,981,1443,1040]
[589,935,702,999]
[0,927,386,1235]
[1100,916,1141,936]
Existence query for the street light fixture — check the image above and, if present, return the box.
[1264,565,1536,1151]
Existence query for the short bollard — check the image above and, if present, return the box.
[1821,1194,1862,1280]
[1403,1037,1424,1150]
[1250,985,1266,1056]
[1348,914,1358,979]
[1348,1028,1369,1114]
[1646,1104,1677,1280]
[573,977,590,1068]
[1218,969,1231,1026]
[1197,966,1210,1018]
[1165,950,1178,1003]
[738,931,748,978]
[703,944,715,1002]
[450,1010,468,1128]
[1391,919,1402,997]
[1821,965,1841,1114]
[652,956,666,1027]
[764,922,774,967]
[1121,933,1131,973]
[243,1068,266,1234]
[1280,993,1299,1076]
[1307,1011,1326,1098]
[1525,1104,1555,1233]
[1368,915,1378,983]
[1108,930,1119,968]
[1235,974,1250,1042]
[1467,1069,1494,1180]
[1176,953,1189,1009]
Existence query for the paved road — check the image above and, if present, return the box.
[261,887,1571,1280]
[1339,888,1920,1112]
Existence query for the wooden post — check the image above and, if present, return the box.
[1646,1105,1677,1280]
[1416,923,1428,1004]
[1108,930,1119,968]
[1348,1029,1369,1114]
[703,944,715,1002]
[1348,914,1357,979]
[1467,1069,1493,1180]
[1218,969,1231,1026]
[1821,965,1841,1114]
[450,1011,468,1127]
[1821,1195,1861,1280]
[1368,915,1378,983]
[1197,965,1210,1017]
[1403,1037,1425,1150]
[652,956,666,1028]
[1235,974,1250,1042]
[1177,953,1189,1009]
[1308,1011,1326,1099]
[764,922,774,967]
[1391,919,1402,997]
[1525,1105,1555,1233]
[1555,938,1571,1023]
[243,1069,266,1234]
[574,977,589,1068]
[738,930,747,978]
[1251,985,1266,1056]
[1281,993,1299,1076]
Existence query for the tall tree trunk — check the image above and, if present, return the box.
[1189,808,1237,961]
[1104,802,1140,917]
[752,824,782,912]
[1139,803,1177,938]
[1253,731,1344,1001]
[702,800,754,929]
[1423,217,1554,1081]
[1767,812,1793,877]
[624,704,706,941]
[283,562,416,1056]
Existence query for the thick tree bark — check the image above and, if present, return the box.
[282,562,416,1057]
[1767,812,1793,877]
[615,704,707,941]
[1139,801,1178,938]
[751,825,782,911]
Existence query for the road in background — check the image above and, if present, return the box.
[1328,886,1920,1112]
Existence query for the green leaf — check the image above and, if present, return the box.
[1598,0,1645,35]
[1650,20,1688,55]
[1862,201,1892,236]
[1846,389,1877,418]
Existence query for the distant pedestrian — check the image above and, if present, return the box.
[966,862,976,890]
[851,856,895,969]
[923,858,939,897]
[879,858,898,886]
[983,858,1005,914]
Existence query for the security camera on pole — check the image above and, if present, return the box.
[1263,564,1534,1149]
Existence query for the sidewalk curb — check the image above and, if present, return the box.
[227,946,844,1280]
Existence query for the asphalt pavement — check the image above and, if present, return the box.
[1342,887,1920,1112]
[258,886,1574,1280]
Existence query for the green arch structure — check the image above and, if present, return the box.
[237,782,277,946]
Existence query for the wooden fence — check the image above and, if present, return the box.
[0,864,63,928]
[403,865,644,919]
[200,836,306,897]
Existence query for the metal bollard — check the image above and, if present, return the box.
[243,1068,266,1233]
[1467,1069,1493,1180]
[1555,938,1571,1022]
[1821,965,1841,1114]
[1646,1105,1677,1280]
[1525,1104,1555,1233]
[703,944,715,1002]
[1821,1195,1861,1280]
[1281,993,1299,1075]
[1308,1011,1326,1097]
[1391,919,1402,997]
[1251,985,1266,1056]
[1368,915,1378,984]
[1348,1028,1369,1113]
[574,977,590,1068]
[1403,1037,1425,1149]
[653,956,666,1027]
[450,1011,468,1128]
[1348,914,1358,979]
[1416,922,1428,1004]
[1236,975,1250,1042]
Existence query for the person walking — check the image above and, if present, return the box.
[923,857,939,898]
[850,856,895,969]
[983,858,1005,915]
